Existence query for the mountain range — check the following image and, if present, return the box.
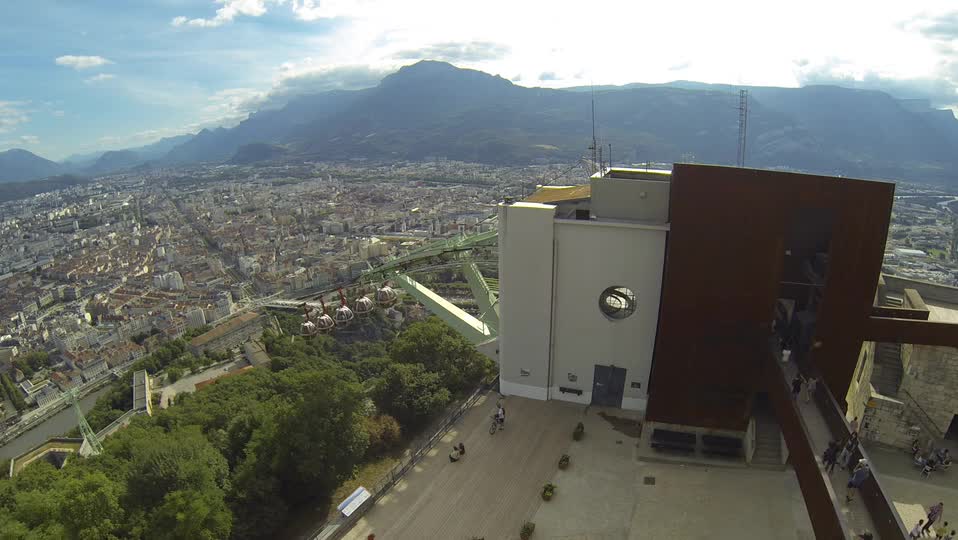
[4,61,958,185]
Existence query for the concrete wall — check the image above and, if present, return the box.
[882,274,958,304]
[549,219,667,410]
[590,176,670,223]
[497,202,555,400]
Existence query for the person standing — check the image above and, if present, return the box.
[846,462,871,503]
[837,441,852,474]
[924,503,945,536]
[792,374,804,400]
[805,377,818,404]
[912,520,926,539]
[936,521,951,539]
[849,416,860,434]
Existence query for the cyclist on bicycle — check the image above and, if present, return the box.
[496,404,505,428]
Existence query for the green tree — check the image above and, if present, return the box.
[59,471,123,540]
[126,427,229,510]
[390,317,493,391]
[148,489,231,540]
[372,363,450,428]
[166,366,183,383]
[270,371,369,502]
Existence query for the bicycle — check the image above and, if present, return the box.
[489,414,503,435]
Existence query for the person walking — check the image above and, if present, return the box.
[846,462,871,503]
[792,374,804,400]
[457,442,465,456]
[823,441,840,474]
[936,521,951,539]
[924,503,946,536]
[805,377,818,404]
[850,416,860,434]
[912,520,926,539]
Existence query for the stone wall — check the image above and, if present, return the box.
[845,342,876,422]
[900,344,958,437]
[862,393,914,448]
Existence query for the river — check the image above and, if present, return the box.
[0,386,111,460]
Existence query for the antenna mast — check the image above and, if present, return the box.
[589,86,598,174]
[737,89,749,167]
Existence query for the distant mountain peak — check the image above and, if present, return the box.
[0,148,62,183]
[381,60,512,88]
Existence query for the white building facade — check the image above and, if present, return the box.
[497,169,670,411]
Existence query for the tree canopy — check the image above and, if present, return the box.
[0,312,494,539]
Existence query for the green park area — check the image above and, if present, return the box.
[0,310,494,539]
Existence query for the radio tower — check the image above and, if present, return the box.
[588,86,598,175]
[67,388,103,455]
[737,89,749,167]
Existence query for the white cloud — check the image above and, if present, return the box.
[172,0,270,28]
[52,110,65,118]
[55,55,113,70]
[289,0,372,21]
[18,135,39,145]
[0,101,30,134]
[84,73,116,83]
[171,0,368,28]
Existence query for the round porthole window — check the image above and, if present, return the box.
[599,286,636,320]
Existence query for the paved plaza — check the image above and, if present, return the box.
[867,444,958,534]
[343,394,816,540]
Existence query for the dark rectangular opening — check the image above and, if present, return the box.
[775,208,835,360]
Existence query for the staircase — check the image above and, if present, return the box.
[870,295,905,396]
[752,410,785,469]
[871,342,903,396]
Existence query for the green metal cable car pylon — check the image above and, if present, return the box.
[66,388,103,455]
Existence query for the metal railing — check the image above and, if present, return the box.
[309,378,495,540]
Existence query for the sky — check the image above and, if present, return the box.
[1,0,957,160]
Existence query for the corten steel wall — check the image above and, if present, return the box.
[646,164,894,430]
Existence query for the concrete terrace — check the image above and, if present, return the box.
[343,395,814,540]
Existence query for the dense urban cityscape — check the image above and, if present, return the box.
[5,2,958,538]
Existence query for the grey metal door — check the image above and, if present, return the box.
[592,365,626,407]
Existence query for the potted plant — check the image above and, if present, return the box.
[573,421,585,441]
[541,482,557,501]
[520,522,536,539]
[558,454,570,469]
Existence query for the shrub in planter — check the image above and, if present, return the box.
[558,454,570,469]
[573,421,585,441]
[520,522,536,540]
[541,482,557,501]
